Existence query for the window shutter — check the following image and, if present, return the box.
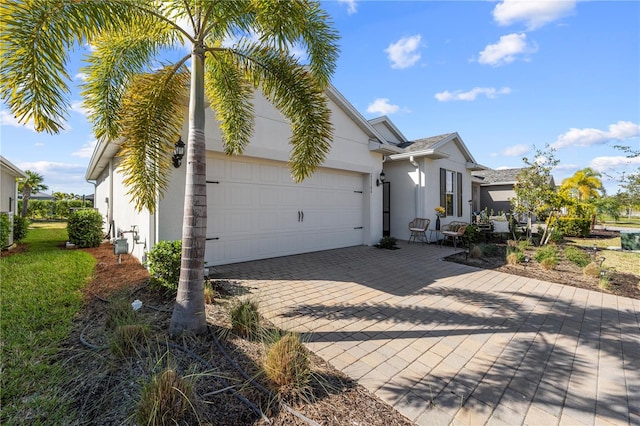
[440,168,446,216]
[457,172,463,217]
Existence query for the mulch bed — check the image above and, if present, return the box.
[57,241,413,425]
[444,230,640,300]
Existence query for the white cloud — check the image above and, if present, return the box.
[72,140,97,159]
[551,121,640,149]
[501,144,530,157]
[70,100,90,117]
[385,35,422,69]
[478,33,536,66]
[75,72,88,82]
[17,161,92,195]
[338,0,357,15]
[590,155,640,173]
[493,0,577,30]
[366,98,400,115]
[1,110,36,132]
[435,87,511,102]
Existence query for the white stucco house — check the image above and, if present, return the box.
[86,87,484,265]
[86,86,399,266]
[0,156,27,247]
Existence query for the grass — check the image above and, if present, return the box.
[0,225,96,424]
[599,215,640,229]
[564,236,640,276]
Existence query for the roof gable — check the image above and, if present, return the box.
[387,132,484,170]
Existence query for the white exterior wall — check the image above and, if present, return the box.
[108,158,154,260]
[384,142,475,241]
[384,160,418,241]
[157,90,383,250]
[0,168,18,214]
[91,88,385,265]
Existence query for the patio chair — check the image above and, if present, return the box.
[440,222,468,248]
[408,218,430,244]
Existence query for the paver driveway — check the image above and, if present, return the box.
[213,243,639,425]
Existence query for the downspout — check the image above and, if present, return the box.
[108,158,115,238]
[409,156,420,218]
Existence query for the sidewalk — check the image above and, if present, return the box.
[214,243,639,425]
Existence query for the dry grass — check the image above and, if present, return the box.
[136,368,195,425]
[263,333,311,398]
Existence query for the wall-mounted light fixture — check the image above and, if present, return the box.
[172,137,185,168]
[376,171,386,187]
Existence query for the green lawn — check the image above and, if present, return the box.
[564,235,640,277]
[0,225,96,424]
[599,216,640,229]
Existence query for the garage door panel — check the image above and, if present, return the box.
[205,156,364,266]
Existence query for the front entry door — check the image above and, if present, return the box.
[383,181,390,236]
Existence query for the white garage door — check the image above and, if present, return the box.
[205,155,365,266]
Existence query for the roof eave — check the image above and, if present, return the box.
[388,149,450,161]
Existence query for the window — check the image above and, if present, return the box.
[440,168,463,217]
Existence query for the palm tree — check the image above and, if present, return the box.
[18,170,48,218]
[559,167,604,201]
[1,0,339,334]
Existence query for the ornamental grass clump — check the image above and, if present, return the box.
[583,262,601,278]
[230,299,261,339]
[136,368,195,426]
[263,333,311,397]
[540,257,558,270]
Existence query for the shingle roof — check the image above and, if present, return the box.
[398,133,455,152]
[472,168,522,184]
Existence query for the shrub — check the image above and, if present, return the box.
[583,262,601,278]
[480,243,499,257]
[377,236,397,249]
[263,333,311,397]
[506,251,524,265]
[564,246,591,268]
[0,213,10,248]
[540,257,558,270]
[230,299,261,339]
[12,216,29,242]
[463,224,483,245]
[555,217,590,237]
[547,228,564,243]
[145,240,182,290]
[534,245,559,263]
[517,240,532,252]
[469,245,482,258]
[136,368,195,425]
[67,209,104,247]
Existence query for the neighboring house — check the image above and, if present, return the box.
[0,156,27,247]
[30,191,55,200]
[371,118,485,240]
[86,86,397,266]
[472,168,556,221]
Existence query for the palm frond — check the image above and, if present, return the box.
[203,49,255,156]
[117,66,190,213]
[0,0,141,133]
[248,0,339,88]
[230,45,333,182]
[81,15,183,141]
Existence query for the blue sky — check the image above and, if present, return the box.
[1,0,638,196]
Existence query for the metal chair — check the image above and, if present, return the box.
[440,222,468,248]
[408,218,430,244]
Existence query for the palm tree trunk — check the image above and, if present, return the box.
[21,188,30,218]
[169,49,208,335]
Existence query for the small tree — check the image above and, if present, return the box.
[511,145,560,242]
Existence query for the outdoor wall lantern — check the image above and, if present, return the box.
[376,171,386,187]
[172,137,186,168]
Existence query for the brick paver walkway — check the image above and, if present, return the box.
[214,243,640,425]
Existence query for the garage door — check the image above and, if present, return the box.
[205,155,365,266]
